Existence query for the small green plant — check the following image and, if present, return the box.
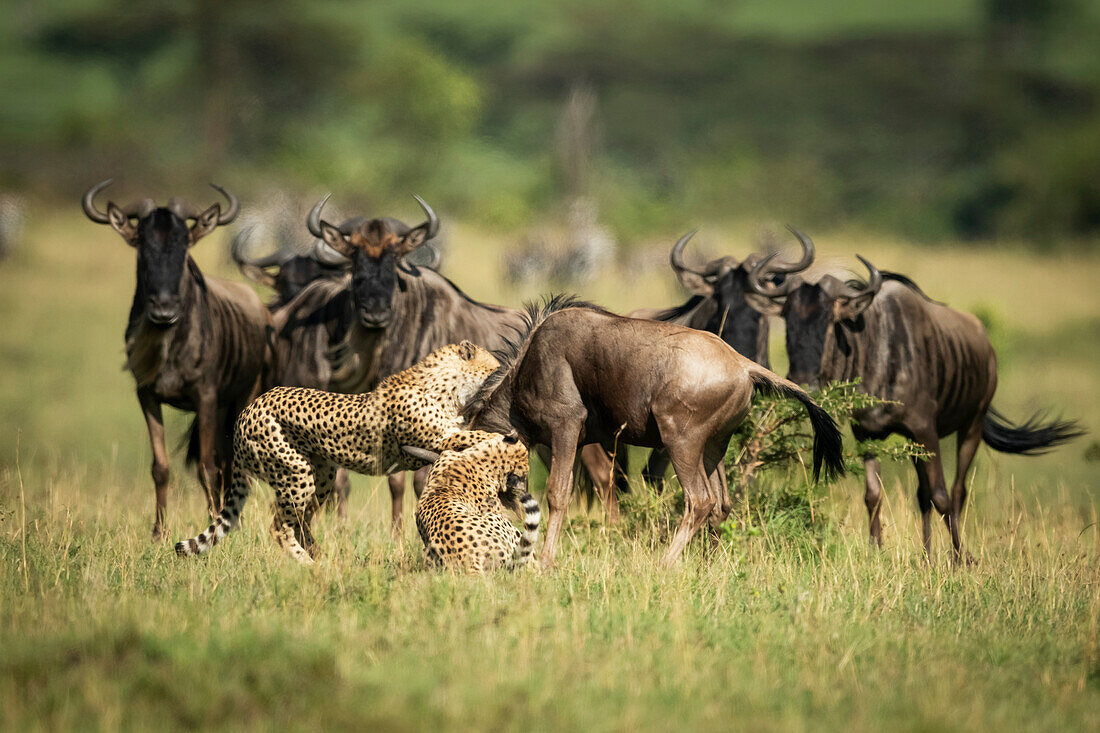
[721,380,929,543]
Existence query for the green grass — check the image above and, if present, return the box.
[1,208,1098,730]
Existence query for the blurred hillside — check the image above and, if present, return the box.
[2,0,1099,243]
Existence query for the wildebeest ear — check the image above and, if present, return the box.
[457,340,478,360]
[188,204,221,245]
[106,203,137,244]
[744,292,784,316]
[402,445,440,464]
[834,292,876,321]
[397,225,429,257]
[319,221,355,258]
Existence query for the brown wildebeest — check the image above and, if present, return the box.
[82,180,273,540]
[748,246,1083,561]
[625,227,815,485]
[464,296,845,566]
[264,195,615,531]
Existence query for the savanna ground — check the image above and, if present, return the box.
[1,210,1098,731]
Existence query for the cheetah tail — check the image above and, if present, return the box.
[513,491,540,566]
[174,463,251,558]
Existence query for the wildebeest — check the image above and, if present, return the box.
[624,227,814,485]
[748,246,1082,560]
[463,296,845,566]
[270,195,615,531]
[82,179,272,540]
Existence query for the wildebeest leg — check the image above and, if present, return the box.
[137,389,170,541]
[643,450,671,492]
[195,392,222,517]
[704,437,733,529]
[663,438,715,566]
[412,466,429,498]
[386,472,406,538]
[912,431,950,559]
[333,468,350,520]
[949,417,984,565]
[863,455,884,547]
[540,423,583,566]
[582,444,618,524]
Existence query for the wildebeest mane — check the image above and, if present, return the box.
[843,269,944,305]
[652,294,706,323]
[461,293,607,421]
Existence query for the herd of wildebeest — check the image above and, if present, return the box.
[80,179,1082,570]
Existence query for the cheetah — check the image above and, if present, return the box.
[404,430,539,574]
[174,341,500,563]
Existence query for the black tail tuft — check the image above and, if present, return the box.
[982,407,1083,455]
[751,373,845,482]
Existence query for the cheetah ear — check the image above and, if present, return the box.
[457,340,477,360]
[503,430,520,444]
[402,445,440,464]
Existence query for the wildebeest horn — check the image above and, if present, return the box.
[313,238,350,266]
[767,225,815,274]
[231,226,292,269]
[82,179,114,223]
[830,255,883,300]
[402,445,441,464]
[412,194,440,240]
[748,253,796,298]
[209,184,240,224]
[669,229,705,278]
[306,193,332,238]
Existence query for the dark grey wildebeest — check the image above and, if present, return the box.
[464,296,845,566]
[749,246,1082,561]
[271,194,614,531]
[624,227,814,485]
[82,180,272,540]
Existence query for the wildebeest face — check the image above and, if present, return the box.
[320,220,423,330]
[310,194,440,331]
[133,210,193,325]
[82,179,240,327]
[782,283,832,388]
[703,268,766,358]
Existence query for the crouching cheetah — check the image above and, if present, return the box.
[404,430,539,574]
[175,341,500,563]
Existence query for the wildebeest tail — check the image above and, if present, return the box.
[982,407,1083,455]
[512,491,540,566]
[174,463,251,558]
[748,368,845,482]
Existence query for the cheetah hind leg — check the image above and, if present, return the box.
[269,463,325,565]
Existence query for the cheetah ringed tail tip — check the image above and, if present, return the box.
[514,491,540,566]
[175,466,251,559]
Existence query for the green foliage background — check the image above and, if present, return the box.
[3,0,1099,241]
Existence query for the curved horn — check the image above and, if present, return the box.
[412,194,440,240]
[209,183,239,224]
[402,445,441,464]
[313,238,350,266]
[768,225,815,274]
[669,229,705,277]
[306,193,332,238]
[81,179,114,223]
[831,254,883,299]
[230,226,291,268]
[748,252,798,298]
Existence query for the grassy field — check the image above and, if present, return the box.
[1,208,1098,731]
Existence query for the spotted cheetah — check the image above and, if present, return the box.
[404,430,539,574]
[174,341,500,563]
